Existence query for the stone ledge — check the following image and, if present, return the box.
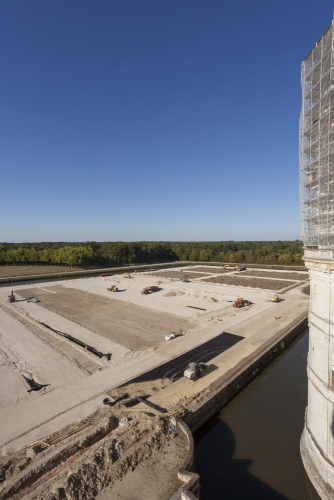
[169,420,199,500]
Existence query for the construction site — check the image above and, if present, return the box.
[0,264,310,499]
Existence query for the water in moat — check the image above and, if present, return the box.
[194,330,321,500]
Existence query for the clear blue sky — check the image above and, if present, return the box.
[1,0,332,242]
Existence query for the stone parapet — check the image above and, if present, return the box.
[304,248,334,266]
[169,420,200,500]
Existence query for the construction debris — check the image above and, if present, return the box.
[185,306,207,311]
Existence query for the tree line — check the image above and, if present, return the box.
[0,241,304,267]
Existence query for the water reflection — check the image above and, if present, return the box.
[195,416,288,499]
[194,331,320,500]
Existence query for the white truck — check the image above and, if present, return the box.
[184,362,209,380]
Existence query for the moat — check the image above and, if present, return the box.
[194,330,321,500]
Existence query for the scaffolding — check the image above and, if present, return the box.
[300,22,334,249]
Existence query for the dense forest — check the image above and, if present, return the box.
[0,241,304,267]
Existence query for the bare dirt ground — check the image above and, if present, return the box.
[96,429,186,500]
[107,379,172,401]
[0,301,100,375]
[242,270,308,280]
[0,265,82,278]
[0,268,310,500]
[202,275,297,290]
[147,270,209,280]
[0,410,185,500]
[188,266,234,273]
[0,379,177,500]
[16,286,194,351]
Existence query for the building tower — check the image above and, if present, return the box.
[300,21,334,499]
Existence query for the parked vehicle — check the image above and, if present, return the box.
[141,286,159,295]
[184,362,209,380]
[165,333,176,341]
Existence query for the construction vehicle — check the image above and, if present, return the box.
[141,285,159,295]
[223,264,247,271]
[271,294,282,303]
[184,362,209,380]
[182,278,190,283]
[7,290,16,303]
[165,333,176,341]
[108,285,118,292]
[232,297,251,308]
[235,265,246,271]
[124,273,132,278]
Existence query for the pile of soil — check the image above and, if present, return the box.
[163,290,185,297]
[203,296,218,303]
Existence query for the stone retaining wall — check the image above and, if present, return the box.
[184,314,308,433]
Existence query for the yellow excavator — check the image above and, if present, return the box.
[224,264,246,271]
[7,290,16,303]
[108,285,118,292]
[141,286,159,295]
[271,294,282,303]
[124,273,132,278]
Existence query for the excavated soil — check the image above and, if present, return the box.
[0,409,111,487]
[16,286,194,350]
[1,414,184,500]
[96,431,186,500]
[202,275,297,291]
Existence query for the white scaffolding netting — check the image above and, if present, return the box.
[300,22,334,249]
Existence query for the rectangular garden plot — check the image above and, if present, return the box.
[17,286,195,351]
[242,270,309,281]
[202,275,297,290]
[146,270,209,279]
